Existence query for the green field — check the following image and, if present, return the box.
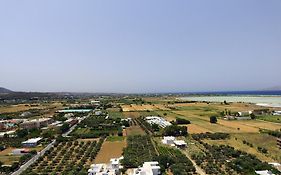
[107,110,124,118]
[106,136,125,142]
[257,115,281,123]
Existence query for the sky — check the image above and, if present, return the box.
[0,0,281,93]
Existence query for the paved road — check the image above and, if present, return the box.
[11,140,56,175]
[62,115,88,137]
[11,115,89,175]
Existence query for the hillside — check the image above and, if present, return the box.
[0,87,13,93]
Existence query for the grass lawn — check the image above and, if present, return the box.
[106,136,125,142]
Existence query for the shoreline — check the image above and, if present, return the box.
[178,95,281,108]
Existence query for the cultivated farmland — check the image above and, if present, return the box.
[94,136,126,163]
[23,138,104,175]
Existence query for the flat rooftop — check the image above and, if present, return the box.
[22,137,42,144]
[57,109,93,113]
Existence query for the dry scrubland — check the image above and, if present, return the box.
[204,133,281,162]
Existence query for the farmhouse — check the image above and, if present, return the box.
[131,162,161,175]
[238,111,252,116]
[22,137,42,147]
[162,136,187,148]
[88,157,123,175]
[174,140,187,148]
[20,118,53,129]
[145,116,171,128]
[162,136,175,145]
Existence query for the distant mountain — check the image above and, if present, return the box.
[0,87,13,93]
[262,86,281,91]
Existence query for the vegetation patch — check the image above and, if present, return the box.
[156,146,196,175]
[23,138,104,175]
[122,135,157,168]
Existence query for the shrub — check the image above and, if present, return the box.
[210,116,217,123]
[175,118,191,125]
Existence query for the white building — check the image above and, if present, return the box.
[162,136,187,148]
[174,140,187,148]
[95,110,103,116]
[162,136,175,145]
[0,130,16,138]
[88,157,123,175]
[12,148,29,155]
[131,162,161,175]
[145,116,171,128]
[22,137,42,147]
[238,111,252,116]
[273,111,281,116]
[255,170,275,175]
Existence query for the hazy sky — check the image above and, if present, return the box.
[0,1,281,93]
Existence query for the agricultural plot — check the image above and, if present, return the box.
[94,137,126,163]
[125,124,146,136]
[203,134,279,163]
[0,102,63,115]
[257,115,281,123]
[232,133,281,162]
[24,138,104,175]
[187,124,211,134]
[0,147,21,165]
[155,111,179,121]
[107,110,124,119]
[174,102,265,113]
[123,111,141,119]
[157,146,196,175]
[173,110,281,133]
[190,133,279,175]
[71,116,123,138]
[121,104,170,112]
[122,135,157,168]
